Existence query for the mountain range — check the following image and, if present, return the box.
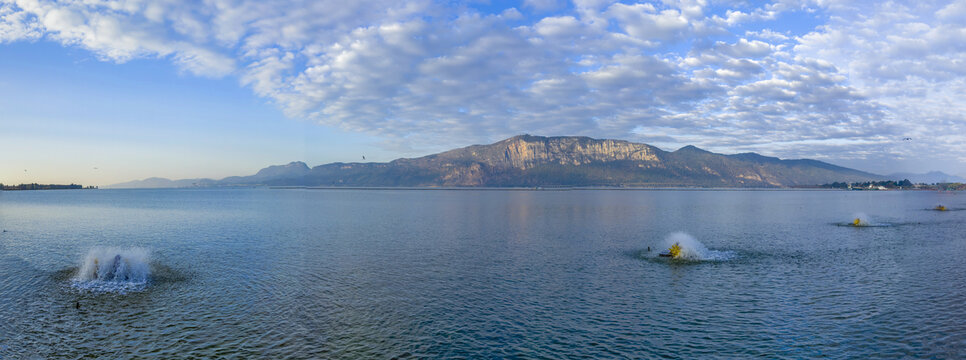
[885,171,965,184]
[110,135,896,188]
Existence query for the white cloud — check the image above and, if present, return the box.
[791,0,966,172]
[0,2,40,42]
[8,0,235,76]
[1,0,965,173]
[523,0,565,13]
[715,38,773,58]
[747,29,790,42]
[534,15,582,38]
[936,0,966,20]
[607,3,691,42]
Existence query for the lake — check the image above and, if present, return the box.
[1,188,964,358]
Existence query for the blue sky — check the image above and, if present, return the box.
[2,0,965,185]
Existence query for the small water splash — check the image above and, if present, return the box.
[658,232,736,261]
[841,213,890,227]
[71,247,150,293]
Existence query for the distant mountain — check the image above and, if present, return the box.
[332,135,880,187]
[107,177,215,189]
[886,171,966,184]
[218,161,311,186]
[106,162,310,189]
[110,135,884,188]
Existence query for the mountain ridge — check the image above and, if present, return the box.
[108,135,888,188]
[885,171,966,184]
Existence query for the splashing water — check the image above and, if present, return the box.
[658,232,735,261]
[851,213,871,227]
[844,213,894,227]
[71,247,150,293]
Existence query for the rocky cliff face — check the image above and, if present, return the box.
[466,135,663,169]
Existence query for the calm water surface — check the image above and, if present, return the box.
[1,188,964,358]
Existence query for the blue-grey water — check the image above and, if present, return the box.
[1,188,964,358]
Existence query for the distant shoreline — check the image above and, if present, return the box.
[93,184,965,191]
[1,183,97,191]
[267,186,843,191]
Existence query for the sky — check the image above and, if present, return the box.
[2,0,965,186]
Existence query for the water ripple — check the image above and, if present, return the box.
[1,189,965,357]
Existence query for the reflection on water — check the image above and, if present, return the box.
[1,188,965,358]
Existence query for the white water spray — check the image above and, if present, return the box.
[845,213,893,227]
[72,247,150,292]
[851,213,871,227]
[658,232,735,261]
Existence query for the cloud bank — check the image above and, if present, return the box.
[2,0,964,172]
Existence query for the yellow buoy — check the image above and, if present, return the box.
[668,243,682,258]
[853,218,861,226]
